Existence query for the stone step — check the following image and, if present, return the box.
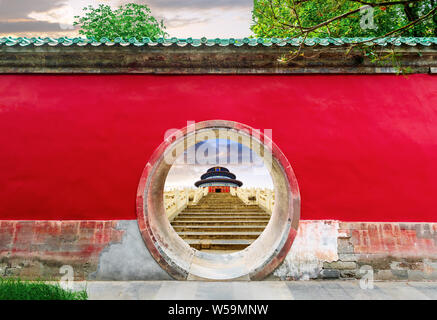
[176,215,270,219]
[183,210,264,213]
[185,239,254,250]
[194,200,252,203]
[175,214,270,219]
[191,205,247,207]
[171,220,270,226]
[172,225,266,232]
[178,231,262,240]
[179,212,268,216]
[174,216,270,221]
[192,200,256,202]
[187,201,259,204]
[195,198,244,200]
[182,211,265,214]
[169,192,270,252]
[183,207,263,211]
[195,198,242,200]
[196,194,239,198]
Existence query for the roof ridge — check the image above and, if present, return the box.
[1,36,437,47]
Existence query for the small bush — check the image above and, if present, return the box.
[0,278,88,300]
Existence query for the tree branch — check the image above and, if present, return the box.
[350,0,423,7]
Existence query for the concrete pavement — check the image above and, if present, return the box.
[71,280,437,300]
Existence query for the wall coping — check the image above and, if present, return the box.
[2,36,437,47]
[1,37,437,74]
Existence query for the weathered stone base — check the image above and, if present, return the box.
[273,221,437,281]
[1,220,436,281]
[0,220,123,280]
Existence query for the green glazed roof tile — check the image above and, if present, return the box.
[1,36,437,47]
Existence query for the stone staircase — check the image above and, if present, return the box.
[170,192,270,252]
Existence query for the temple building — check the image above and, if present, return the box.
[194,166,243,193]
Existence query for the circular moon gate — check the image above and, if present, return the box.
[136,120,300,280]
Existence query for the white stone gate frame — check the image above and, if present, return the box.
[136,120,300,280]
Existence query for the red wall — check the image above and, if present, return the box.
[0,74,436,222]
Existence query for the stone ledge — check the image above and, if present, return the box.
[0,45,436,74]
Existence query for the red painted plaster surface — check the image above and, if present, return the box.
[0,220,124,262]
[0,74,436,221]
[340,222,437,257]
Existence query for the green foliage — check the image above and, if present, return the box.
[0,278,88,300]
[251,0,437,38]
[73,3,167,40]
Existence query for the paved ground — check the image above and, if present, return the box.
[71,281,437,300]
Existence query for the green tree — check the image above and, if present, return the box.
[251,0,437,38]
[251,0,437,73]
[73,3,167,40]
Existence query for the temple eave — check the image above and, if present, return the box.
[194,178,243,188]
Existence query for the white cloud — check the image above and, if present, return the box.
[2,0,253,37]
[162,7,252,38]
[28,4,76,29]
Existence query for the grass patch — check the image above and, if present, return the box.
[0,278,88,300]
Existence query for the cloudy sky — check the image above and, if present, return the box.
[165,139,273,190]
[0,0,254,38]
